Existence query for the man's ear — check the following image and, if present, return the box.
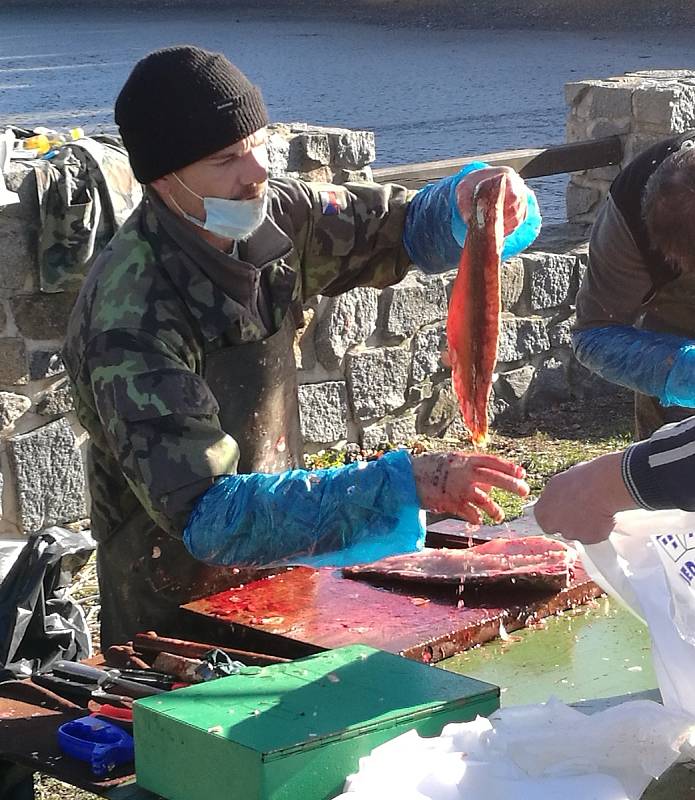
[150,175,171,197]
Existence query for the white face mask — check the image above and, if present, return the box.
[170,172,267,241]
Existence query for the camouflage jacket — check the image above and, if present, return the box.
[33,137,142,293]
[63,178,413,543]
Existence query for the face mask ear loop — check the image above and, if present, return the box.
[167,173,207,227]
[172,171,204,201]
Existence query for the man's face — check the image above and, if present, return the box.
[153,127,269,239]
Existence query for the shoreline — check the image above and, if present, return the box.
[2,0,695,32]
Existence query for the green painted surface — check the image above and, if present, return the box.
[440,597,659,706]
[134,644,499,800]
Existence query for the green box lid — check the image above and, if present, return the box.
[135,644,498,760]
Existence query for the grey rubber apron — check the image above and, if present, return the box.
[635,272,695,439]
[97,313,303,648]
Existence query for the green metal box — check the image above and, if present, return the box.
[134,644,498,800]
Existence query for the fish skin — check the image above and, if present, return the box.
[447,174,506,448]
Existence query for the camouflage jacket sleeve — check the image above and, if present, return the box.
[86,328,240,536]
[269,178,414,300]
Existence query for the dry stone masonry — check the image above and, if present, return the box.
[566,69,695,224]
[0,73,683,535]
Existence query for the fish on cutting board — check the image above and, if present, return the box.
[343,536,576,595]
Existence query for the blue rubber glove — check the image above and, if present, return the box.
[573,326,695,406]
[183,449,425,568]
[402,162,542,274]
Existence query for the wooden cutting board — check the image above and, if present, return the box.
[183,560,602,664]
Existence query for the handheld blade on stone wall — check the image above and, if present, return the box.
[0,527,95,676]
[0,130,20,207]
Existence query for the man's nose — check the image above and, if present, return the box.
[241,144,269,185]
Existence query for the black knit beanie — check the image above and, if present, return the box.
[115,45,270,183]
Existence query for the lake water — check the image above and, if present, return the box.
[2,8,695,220]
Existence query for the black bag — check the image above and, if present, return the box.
[0,527,95,675]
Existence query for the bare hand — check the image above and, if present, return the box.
[412,452,529,524]
[533,452,638,545]
[455,166,528,237]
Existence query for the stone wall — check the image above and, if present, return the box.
[295,222,596,451]
[566,69,695,224]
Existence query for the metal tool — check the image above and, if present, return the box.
[52,661,167,698]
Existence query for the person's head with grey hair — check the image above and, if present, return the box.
[643,143,695,271]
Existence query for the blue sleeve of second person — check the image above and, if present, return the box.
[183,449,425,569]
[572,325,695,406]
[402,162,542,274]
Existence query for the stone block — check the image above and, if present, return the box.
[632,84,695,131]
[288,133,331,170]
[573,80,636,120]
[7,417,86,533]
[522,252,575,310]
[497,315,550,364]
[381,273,447,339]
[0,391,31,433]
[566,180,605,222]
[29,349,65,380]
[361,422,388,450]
[587,116,632,139]
[347,346,410,420]
[2,162,38,221]
[419,379,458,435]
[528,357,571,412]
[0,339,28,386]
[11,292,78,340]
[488,390,511,425]
[298,381,348,444]
[564,81,590,108]
[388,414,418,445]
[565,115,588,143]
[501,257,524,312]
[497,365,535,401]
[329,130,376,170]
[36,382,75,416]
[411,322,447,383]
[550,315,575,348]
[627,69,695,81]
[0,216,33,292]
[334,167,373,184]
[294,165,333,184]
[406,382,433,404]
[267,132,290,177]
[315,287,379,370]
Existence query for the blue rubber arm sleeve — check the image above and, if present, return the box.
[183,449,426,568]
[402,161,542,274]
[573,326,695,406]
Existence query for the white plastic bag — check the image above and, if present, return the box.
[579,508,695,717]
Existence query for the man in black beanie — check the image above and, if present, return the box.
[63,45,535,647]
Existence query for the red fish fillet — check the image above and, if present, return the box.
[343,536,575,593]
[447,174,506,447]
